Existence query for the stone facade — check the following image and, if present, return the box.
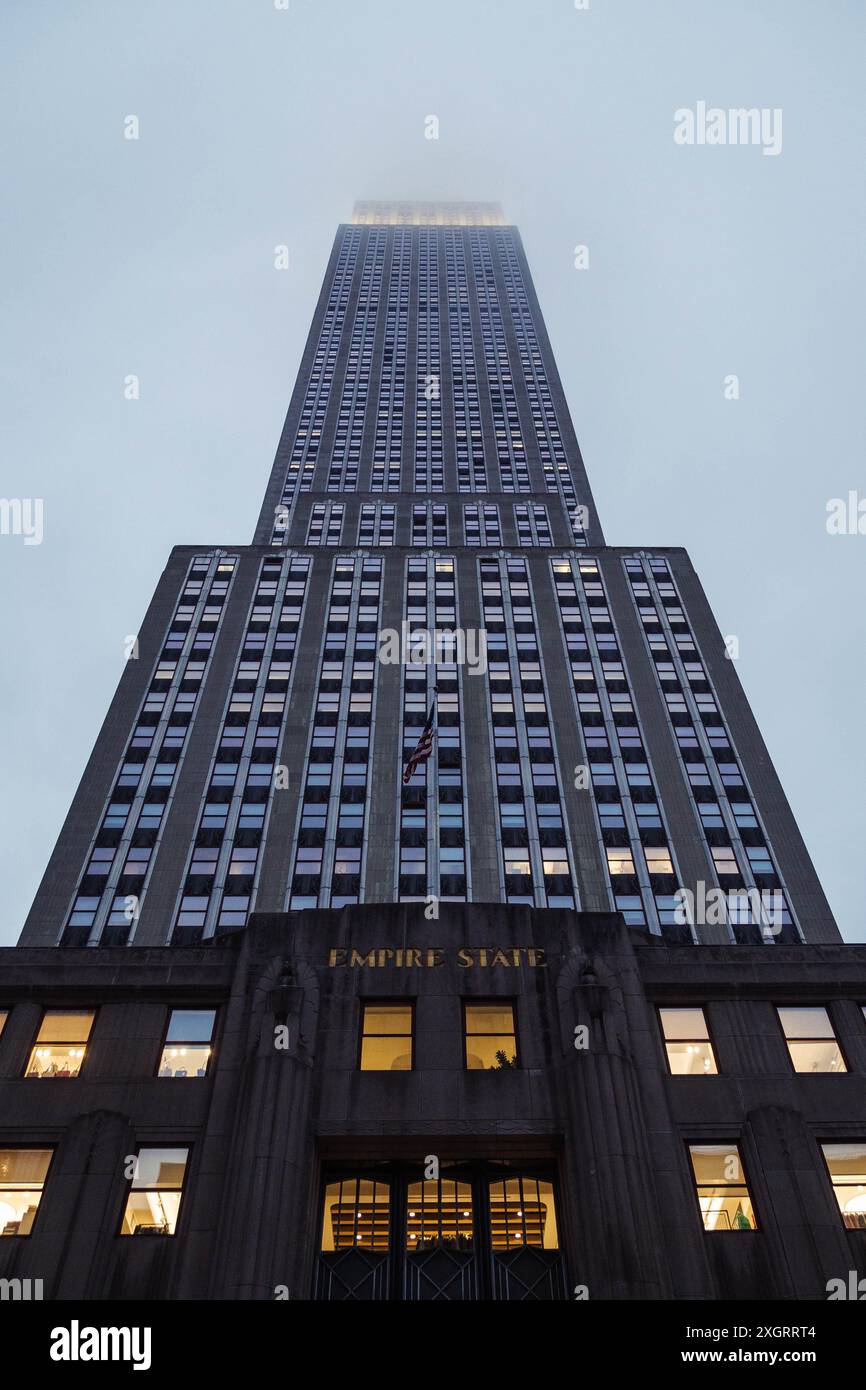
[1,905,864,1299]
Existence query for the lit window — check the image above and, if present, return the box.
[359,1003,413,1071]
[821,1143,866,1229]
[711,846,739,875]
[542,856,569,876]
[606,847,635,876]
[158,1008,217,1079]
[777,1007,846,1074]
[0,1010,7,1039]
[644,847,674,875]
[488,1176,558,1249]
[120,1147,189,1236]
[406,1178,473,1250]
[25,1010,95,1079]
[320,1177,390,1250]
[0,1150,52,1236]
[659,1008,718,1075]
[464,1001,517,1070]
[688,1144,756,1231]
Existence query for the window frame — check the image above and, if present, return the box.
[0,1145,55,1238]
[686,1139,759,1233]
[819,1139,866,1230]
[23,1006,98,1081]
[155,1005,219,1080]
[462,997,520,1072]
[774,1003,848,1075]
[117,1143,192,1239]
[657,1004,719,1077]
[357,998,415,1073]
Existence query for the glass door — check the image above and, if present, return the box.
[314,1163,566,1300]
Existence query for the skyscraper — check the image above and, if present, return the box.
[2,203,863,1303]
[18,200,837,950]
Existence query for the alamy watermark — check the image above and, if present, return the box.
[826,491,866,535]
[377,623,487,676]
[674,102,782,157]
[675,884,786,934]
[0,497,43,546]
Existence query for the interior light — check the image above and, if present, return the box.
[0,1200,19,1229]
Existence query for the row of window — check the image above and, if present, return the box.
[325,228,386,494]
[370,226,408,493]
[0,1146,188,1238]
[480,556,577,906]
[624,554,797,942]
[689,1142,866,1232]
[496,231,585,537]
[3,1140,864,1243]
[552,555,681,933]
[359,1000,860,1078]
[398,557,468,900]
[270,224,595,520]
[4,1002,856,1083]
[288,557,383,908]
[272,226,361,532]
[320,1172,556,1254]
[304,501,563,547]
[360,1002,516,1071]
[172,556,311,940]
[0,1008,215,1081]
[661,1005,853,1075]
[61,554,238,946]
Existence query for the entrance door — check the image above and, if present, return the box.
[314,1162,566,1300]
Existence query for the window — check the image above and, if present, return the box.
[821,1144,866,1229]
[25,1009,95,1078]
[406,1178,473,1251]
[0,1149,52,1236]
[464,1001,517,1070]
[659,1007,718,1075]
[120,1147,189,1236]
[644,846,674,876]
[488,1176,558,1249]
[688,1144,756,1231]
[359,1003,413,1071]
[776,1007,846,1074]
[0,1009,7,1039]
[158,1008,217,1078]
[320,1177,390,1250]
[606,847,635,876]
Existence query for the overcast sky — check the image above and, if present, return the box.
[1,0,863,944]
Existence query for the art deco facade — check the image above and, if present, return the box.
[1,203,863,1302]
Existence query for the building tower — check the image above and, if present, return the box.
[3,203,863,1304]
[20,200,838,950]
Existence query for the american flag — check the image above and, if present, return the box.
[402,693,436,785]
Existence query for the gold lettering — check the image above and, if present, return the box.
[329,943,550,968]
